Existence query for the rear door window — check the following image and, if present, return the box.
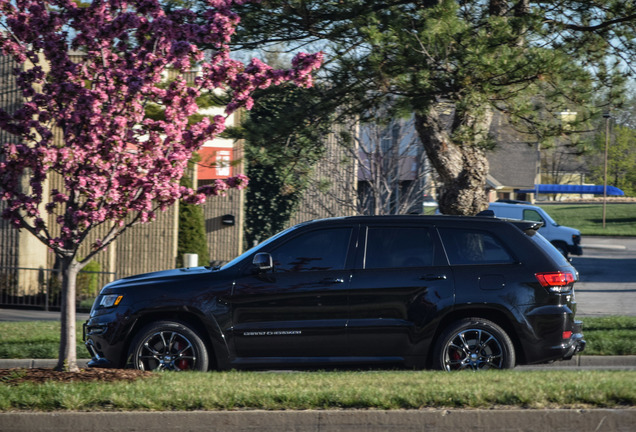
[438,228,515,265]
[364,226,439,268]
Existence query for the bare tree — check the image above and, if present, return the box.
[356,117,436,215]
[296,116,437,219]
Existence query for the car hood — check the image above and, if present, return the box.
[102,266,217,292]
[558,225,581,236]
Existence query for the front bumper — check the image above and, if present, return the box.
[83,314,132,369]
[568,244,583,256]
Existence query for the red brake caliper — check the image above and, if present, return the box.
[174,341,190,370]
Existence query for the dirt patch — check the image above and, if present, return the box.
[0,367,152,385]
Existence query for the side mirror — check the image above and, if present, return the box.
[252,252,273,272]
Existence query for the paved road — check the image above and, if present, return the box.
[573,236,636,316]
[0,308,89,322]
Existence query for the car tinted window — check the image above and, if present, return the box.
[527,232,571,266]
[365,227,436,269]
[438,228,515,265]
[271,228,352,272]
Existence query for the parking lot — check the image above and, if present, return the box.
[572,236,636,316]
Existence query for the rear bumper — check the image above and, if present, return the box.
[562,320,586,360]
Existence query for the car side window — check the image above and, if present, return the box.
[365,227,436,269]
[270,228,352,272]
[522,209,544,223]
[438,228,515,265]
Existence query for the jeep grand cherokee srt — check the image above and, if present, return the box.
[84,215,585,371]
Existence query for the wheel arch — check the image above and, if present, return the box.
[427,307,527,367]
[123,310,225,370]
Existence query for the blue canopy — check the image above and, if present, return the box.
[517,184,625,196]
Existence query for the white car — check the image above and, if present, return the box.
[487,201,583,258]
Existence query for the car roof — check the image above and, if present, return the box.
[295,214,542,236]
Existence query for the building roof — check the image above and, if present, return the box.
[486,112,539,190]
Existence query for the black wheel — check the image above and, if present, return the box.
[128,321,209,371]
[433,318,515,371]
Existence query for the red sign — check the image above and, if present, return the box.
[198,147,233,180]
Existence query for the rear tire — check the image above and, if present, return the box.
[128,321,209,371]
[433,318,515,371]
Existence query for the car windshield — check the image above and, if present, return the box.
[219,224,301,270]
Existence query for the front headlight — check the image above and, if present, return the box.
[99,294,123,308]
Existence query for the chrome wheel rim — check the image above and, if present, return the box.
[135,331,197,371]
[443,328,504,371]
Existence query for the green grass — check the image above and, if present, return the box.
[538,203,636,236]
[0,321,85,359]
[1,370,635,411]
[1,317,635,359]
[582,316,636,356]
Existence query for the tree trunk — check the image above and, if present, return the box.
[413,107,491,216]
[56,257,81,372]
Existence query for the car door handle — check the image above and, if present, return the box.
[420,274,447,281]
[321,278,345,284]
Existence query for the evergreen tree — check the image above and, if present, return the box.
[232,0,636,214]
[177,158,210,267]
[227,84,334,245]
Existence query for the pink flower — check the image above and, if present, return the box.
[0,0,321,261]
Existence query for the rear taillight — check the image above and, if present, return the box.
[535,271,575,293]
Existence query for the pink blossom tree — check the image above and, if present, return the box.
[0,0,322,371]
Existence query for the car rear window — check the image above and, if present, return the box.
[438,228,515,265]
[527,232,571,266]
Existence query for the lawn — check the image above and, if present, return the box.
[1,369,635,411]
[537,203,636,236]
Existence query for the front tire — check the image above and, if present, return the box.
[433,318,515,371]
[128,321,209,371]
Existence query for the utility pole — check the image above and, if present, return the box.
[602,111,611,229]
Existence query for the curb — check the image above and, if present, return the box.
[0,359,89,369]
[1,409,636,432]
[582,243,627,250]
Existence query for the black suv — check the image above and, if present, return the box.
[84,215,585,371]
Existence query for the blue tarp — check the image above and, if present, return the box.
[517,184,625,196]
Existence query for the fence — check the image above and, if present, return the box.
[0,266,117,312]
